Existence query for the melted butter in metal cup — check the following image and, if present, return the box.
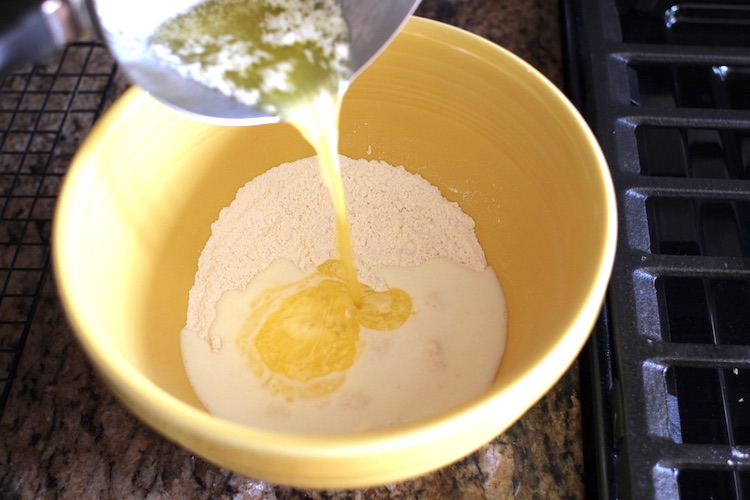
[91,0,421,126]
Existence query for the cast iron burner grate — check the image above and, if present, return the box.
[0,43,118,415]
[562,0,750,498]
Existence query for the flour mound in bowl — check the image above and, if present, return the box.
[186,155,488,346]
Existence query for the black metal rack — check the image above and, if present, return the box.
[0,43,119,414]
[562,0,750,498]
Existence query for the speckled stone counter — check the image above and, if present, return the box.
[0,0,584,498]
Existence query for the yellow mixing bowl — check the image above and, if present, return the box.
[53,17,616,488]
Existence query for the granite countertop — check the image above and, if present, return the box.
[0,0,584,498]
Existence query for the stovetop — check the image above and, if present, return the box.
[562,0,750,498]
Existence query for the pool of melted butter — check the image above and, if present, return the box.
[237,259,411,400]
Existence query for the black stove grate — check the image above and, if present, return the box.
[563,0,750,498]
[0,43,118,416]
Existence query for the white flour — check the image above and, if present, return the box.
[186,155,487,345]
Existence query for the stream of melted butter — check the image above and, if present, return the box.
[153,0,415,399]
[152,0,364,304]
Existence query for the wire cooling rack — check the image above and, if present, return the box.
[0,42,121,416]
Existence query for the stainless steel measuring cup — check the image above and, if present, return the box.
[0,0,421,125]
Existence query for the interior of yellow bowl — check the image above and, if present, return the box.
[53,17,616,488]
